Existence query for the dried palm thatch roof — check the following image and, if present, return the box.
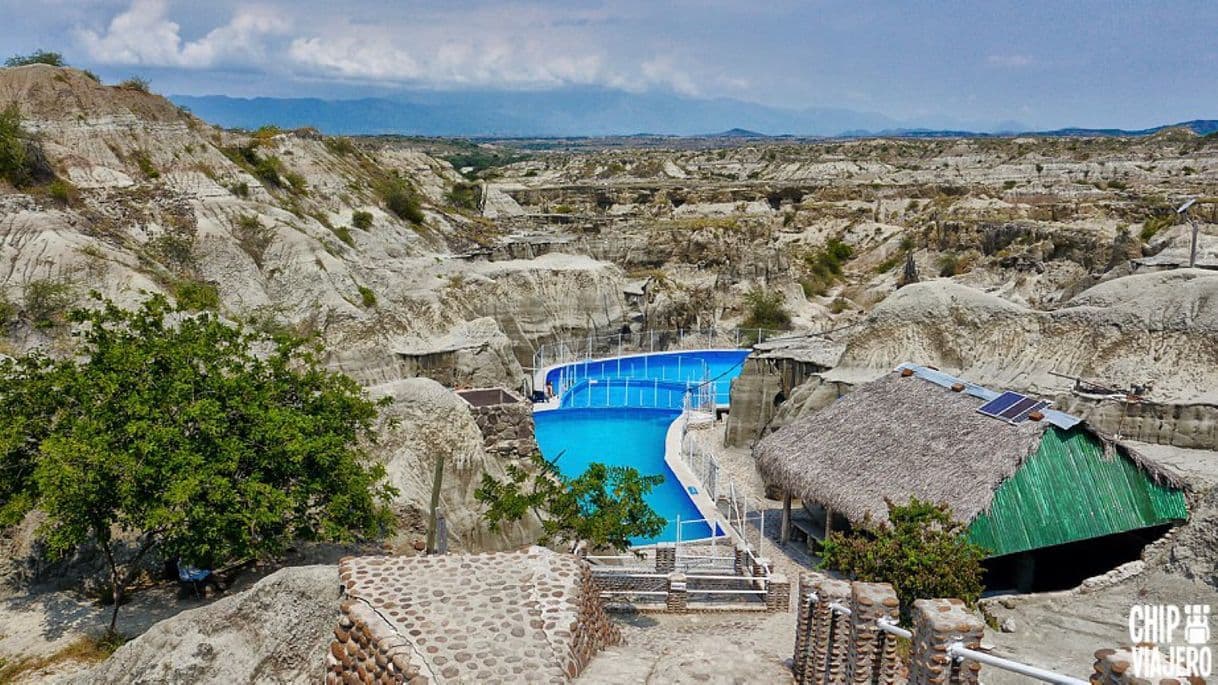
[754,368,1184,528]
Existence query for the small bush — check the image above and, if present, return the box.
[332,226,354,247]
[228,181,250,198]
[829,297,851,314]
[801,237,854,296]
[445,181,481,211]
[284,171,308,195]
[147,232,196,273]
[23,278,76,329]
[1,105,38,187]
[351,210,373,230]
[357,285,376,308]
[377,176,424,224]
[822,499,985,623]
[5,50,65,67]
[233,214,273,267]
[938,253,960,277]
[324,137,358,156]
[742,287,792,331]
[132,150,159,179]
[117,76,150,93]
[171,279,220,311]
[1140,214,1174,242]
[47,178,75,205]
[82,70,100,83]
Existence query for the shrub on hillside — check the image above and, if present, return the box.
[117,76,150,93]
[0,105,55,188]
[742,287,792,331]
[4,50,65,67]
[820,498,986,623]
[801,237,854,296]
[377,176,424,224]
[351,210,374,230]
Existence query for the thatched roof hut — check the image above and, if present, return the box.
[756,364,1187,557]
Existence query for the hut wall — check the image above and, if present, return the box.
[967,426,1188,557]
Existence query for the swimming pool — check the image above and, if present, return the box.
[543,349,749,406]
[535,349,750,545]
[534,407,715,544]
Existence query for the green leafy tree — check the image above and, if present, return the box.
[475,452,665,552]
[820,498,986,623]
[0,294,396,633]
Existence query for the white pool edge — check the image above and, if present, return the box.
[662,410,734,545]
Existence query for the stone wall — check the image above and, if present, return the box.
[1091,648,1206,685]
[326,548,618,683]
[460,389,537,458]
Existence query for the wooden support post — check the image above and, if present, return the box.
[824,506,834,543]
[780,492,792,544]
[425,455,445,554]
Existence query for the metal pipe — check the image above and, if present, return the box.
[947,642,1088,685]
[828,602,852,616]
[876,617,912,639]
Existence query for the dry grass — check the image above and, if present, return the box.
[0,633,125,684]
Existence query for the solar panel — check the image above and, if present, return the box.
[978,391,1023,415]
[977,391,1049,424]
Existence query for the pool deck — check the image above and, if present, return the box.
[662,410,731,541]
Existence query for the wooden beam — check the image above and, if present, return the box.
[780,492,792,544]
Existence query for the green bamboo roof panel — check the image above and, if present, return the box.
[968,426,1187,558]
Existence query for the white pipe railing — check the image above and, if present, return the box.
[819,603,1088,685]
[948,643,1089,685]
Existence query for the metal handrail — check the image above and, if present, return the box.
[823,601,1087,685]
[948,642,1088,685]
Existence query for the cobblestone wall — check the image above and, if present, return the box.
[326,548,619,683]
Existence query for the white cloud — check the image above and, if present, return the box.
[287,30,613,89]
[986,54,1034,68]
[640,57,699,95]
[76,0,290,68]
[75,0,711,94]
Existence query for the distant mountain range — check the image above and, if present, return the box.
[169,88,1214,139]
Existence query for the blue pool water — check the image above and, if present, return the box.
[534,407,715,544]
[560,378,696,411]
[535,349,750,545]
[544,349,749,406]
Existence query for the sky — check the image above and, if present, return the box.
[3,0,1216,130]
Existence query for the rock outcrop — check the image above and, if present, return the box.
[75,565,337,684]
[369,378,541,552]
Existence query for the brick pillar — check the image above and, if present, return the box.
[655,545,676,573]
[794,572,824,683]
[666,572,687,613]
[752,557,770,589]
[766,573,790,612]
[847,582,900,685]
[910,598,985,685]
[734,547,747,575]
[799,577,852,685]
